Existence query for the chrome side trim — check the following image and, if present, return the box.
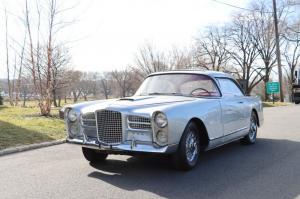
[210,126,249,141]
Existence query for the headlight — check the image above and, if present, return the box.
[68,109,77,122]
[156,131,168,144]
[154,112,168,128]
[69,122,80,138]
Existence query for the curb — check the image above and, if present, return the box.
[0,139,66,157]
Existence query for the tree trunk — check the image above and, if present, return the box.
[39,100,51,116]
[52,89,58,107]
[22,94,27,107]
[73,91,78,102]
[264,76,270,101]
[58,96,61,107]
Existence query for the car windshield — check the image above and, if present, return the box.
[135,73,220,97]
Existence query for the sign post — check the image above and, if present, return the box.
[266,82,280,104]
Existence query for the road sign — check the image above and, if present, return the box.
[266,82,280,94]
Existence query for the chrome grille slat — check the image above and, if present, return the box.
[82,120,96,127]
[128,115,152,130]
[97,110,122,144]
[128,115,151,123]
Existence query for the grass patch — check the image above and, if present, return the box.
[263,102,290,107]
[0,105,66,150]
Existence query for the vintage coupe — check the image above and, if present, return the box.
[64,71,263,170]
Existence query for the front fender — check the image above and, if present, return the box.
[163,99,223,145]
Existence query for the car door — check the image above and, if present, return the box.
[217,78,249,136]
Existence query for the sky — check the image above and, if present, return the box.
[0,0,249,78]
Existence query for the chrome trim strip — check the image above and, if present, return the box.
[210,126,248,141]
[126,128,151,132]
[127,121,151,125]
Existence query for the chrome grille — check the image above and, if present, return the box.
[82,113,96,127]
[128,115,151,130]
[96,110,122,144]
[81,113,97,138]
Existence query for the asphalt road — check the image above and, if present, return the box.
[1,105,300,199]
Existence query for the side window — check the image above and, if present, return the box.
[217,78,244,96]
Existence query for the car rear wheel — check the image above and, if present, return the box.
[172,122,200,171]
[82,147,108,162]
[241,112,258,145]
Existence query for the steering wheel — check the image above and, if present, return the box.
[190,88,211,96]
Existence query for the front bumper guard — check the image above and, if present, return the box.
[66,138,177,154]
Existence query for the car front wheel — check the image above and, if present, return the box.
[172,122,200,171]
[241,112,258,144]
[82,147,108,162]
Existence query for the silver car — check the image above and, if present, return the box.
[64,71,263,170]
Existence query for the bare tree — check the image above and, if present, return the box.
[65,70,83,103]
[5,8,14,106]
[283,22,300,100]
[227,14,263,94]
[14,34,27,106]
[18,76,35,107]
[134,43,169,77]
[98,72,112,99]
[111,68,137,97]
[79,72,97,101]
[24,0,73,115]
[169,47,194,69]
[249,0,289,100]
[50,46,71,106]
[194,26,230,71]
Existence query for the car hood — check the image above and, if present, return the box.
[68,95,197,114]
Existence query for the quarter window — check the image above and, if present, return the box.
[217,78,244,96]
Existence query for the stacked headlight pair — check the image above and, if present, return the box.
[65,108,81,139]
[153,112,168,146]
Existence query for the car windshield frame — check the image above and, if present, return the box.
[135,73,222,98]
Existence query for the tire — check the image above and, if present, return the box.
[172,122,200,171]
[82,147,108,162]
[295,101,300,105]
[240,112,258,145]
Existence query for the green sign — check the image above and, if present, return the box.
[266,82,280,94]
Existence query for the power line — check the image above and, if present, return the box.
[210,0,273,13]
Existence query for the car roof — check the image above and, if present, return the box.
[148,70,234,79]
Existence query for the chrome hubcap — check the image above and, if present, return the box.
[249,117,257,140]
[186,131,198,162]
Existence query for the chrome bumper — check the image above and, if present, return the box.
[66,138,177,154]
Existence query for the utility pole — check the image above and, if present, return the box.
[272,0,284,102]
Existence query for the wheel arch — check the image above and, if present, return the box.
[252,108,260,127]
[189,117,209,151]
